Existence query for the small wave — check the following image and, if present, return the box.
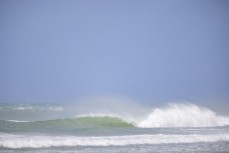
[13,106,33,110]
[0,104,63,112]
[1,133,229,148]
[7,120,30,123]
[138,103,229,128]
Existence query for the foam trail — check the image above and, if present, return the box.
[7,120,30,123]
[1,133,229,149]
[138,103,229,127]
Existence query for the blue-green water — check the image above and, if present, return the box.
[0,103,229,153]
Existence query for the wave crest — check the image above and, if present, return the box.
[138,103,229,127]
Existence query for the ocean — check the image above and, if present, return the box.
[0,102,229,153]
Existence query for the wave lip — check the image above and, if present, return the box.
[138,103,229,128]
[1,133,229,149]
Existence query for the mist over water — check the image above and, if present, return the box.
[1,97,229,128]
[1,0,228,152]
[138,103,229,127]
[0,97,229,152]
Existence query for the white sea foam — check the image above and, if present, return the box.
[7,120,30,123]
[13,106,33,110]
[72,103,229,128]
[1,102,229,128]
[0,104,63,112]
[39,106,63,111]
[138,103,229,127]
[1,133,229,149]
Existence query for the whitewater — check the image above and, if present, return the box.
[0,102,229,153]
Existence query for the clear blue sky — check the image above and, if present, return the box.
[0,0,229,103]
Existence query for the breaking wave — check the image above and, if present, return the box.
[1,103,229,129]
[1,133,229,149]
[73,103,229,128]
[138,103,229,127]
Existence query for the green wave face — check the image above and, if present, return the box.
[0,116,135,133]
[68,116,135,128]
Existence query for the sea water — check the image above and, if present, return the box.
[0,103,229,153]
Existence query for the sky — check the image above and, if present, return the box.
[0,0,229,104]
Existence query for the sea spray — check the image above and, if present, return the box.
[0,102,229,152]
[138,103,229,127]
[1,102,229,128]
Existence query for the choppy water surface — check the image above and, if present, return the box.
[0,103,229,153]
